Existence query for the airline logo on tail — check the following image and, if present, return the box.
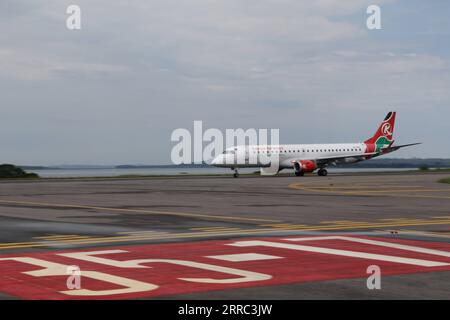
[381,122,393,136]
[365,111,396,153]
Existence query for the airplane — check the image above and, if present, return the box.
[211,112,421,177]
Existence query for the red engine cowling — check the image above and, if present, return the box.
[295,160,317,173]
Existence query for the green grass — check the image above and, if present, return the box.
[438,178,450,184]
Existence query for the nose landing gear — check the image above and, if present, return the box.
[232,168,239,178]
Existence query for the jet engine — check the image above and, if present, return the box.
[293,160,317,175]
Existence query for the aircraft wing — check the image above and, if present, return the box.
[288,152,378,167]
[314,152,378,166]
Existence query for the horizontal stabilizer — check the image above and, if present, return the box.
[382,142,422,153]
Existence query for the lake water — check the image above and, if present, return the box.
[31,167,417,178]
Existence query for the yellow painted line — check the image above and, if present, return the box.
[263,224,294,227]
[290,220,450,231]
[40,234,187,245]
[2,219,450,250]
[0,199,280,224]
[0,235,175,249]
[117,231,169,235]
[0,226,330,249]
[379,218,430,222]
[0,241,44,247]
[0,243,46,250]
[37,236,93,241]
[0,228,265,248]
[197,228,242,232]
[260,224,308,228]
[33,234,81,239]
[29,219,450,242]
[191,226,240,231]
[260,223,290,228]
[190,228,242,232]
[261,219,450,232]
[288,183,450,199]
[268,225,310,229]
[0,229,278,249]
[320,220,370,225]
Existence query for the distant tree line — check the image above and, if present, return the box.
[0,164,39,179]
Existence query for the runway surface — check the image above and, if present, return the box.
[0,172,449,299]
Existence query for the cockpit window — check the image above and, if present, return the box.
[223,150,235,155]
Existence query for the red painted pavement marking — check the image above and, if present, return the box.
[0,235,449,299]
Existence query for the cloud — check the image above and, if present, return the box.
[0,48,127,80]
[0,0,449,164]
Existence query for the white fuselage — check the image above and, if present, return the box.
[211,143,367,169]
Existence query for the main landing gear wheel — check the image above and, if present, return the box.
[295,171,304,177]
[233,168,239,178]
[317,168,328,176]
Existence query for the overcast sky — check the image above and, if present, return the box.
[1,0,449,165]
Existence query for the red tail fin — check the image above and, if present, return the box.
[365,111,396,145]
